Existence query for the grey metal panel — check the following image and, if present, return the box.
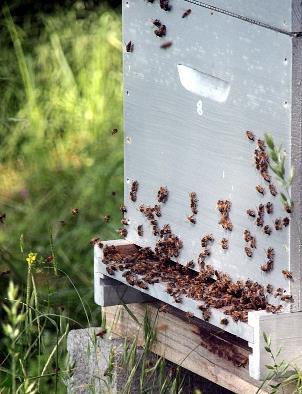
[123,0,299,308]
[185,0,302,33]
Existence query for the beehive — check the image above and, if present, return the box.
[95,0,302,379]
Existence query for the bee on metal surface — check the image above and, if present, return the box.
[201,234,214,247]
[126,41,134,52]
[130,180,139,202]
[256,185,265,195]
[282,269,293,279]
[220,318,229,325]
[154,24,167,37]
[281,294,294,302]
[157,186,168,203]
[263,225,272,235]
[220,238,229,250]
[246,131,255,141]
[247,209,256,218]
[261,261,273,272]
[185,260,195,268]
[266,202,273,214]
[121,218,129,225]
[187,214,196,224]
[137,225,144,237]
[244,247,253,258]
[153,19,162,27]
[266,247,275,260]
[190,192,198,214]
[274,218,283,231]
[154,204,161,217]
[71,208,79,216]
[185,311,194,319]
[283,217,290,227]
[269,183,278,196]
[160,0,172,11]
[266,284,273,294]
[160,41,173,49]
[243,230,251,242]
[257,139,266,151]
[256,217,264,227]
[106,266,115,276]
[182,9,192,18]
[250,236,257,249]
[261,170,271,183]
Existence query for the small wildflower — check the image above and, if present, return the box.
[26,252,37,266]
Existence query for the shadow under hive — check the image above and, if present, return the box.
[94,0,302,379]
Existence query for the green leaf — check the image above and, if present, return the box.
[264,346,271,353]
[265,133,275,150]
[289,166,295,185]
[265,365,274,370]
[280,192,288,204]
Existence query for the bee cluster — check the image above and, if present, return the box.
[245,131,292,279]
[102,243,285,323]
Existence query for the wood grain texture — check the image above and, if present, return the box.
[104,302,269,394]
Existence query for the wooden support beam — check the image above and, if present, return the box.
[104,302,272,394]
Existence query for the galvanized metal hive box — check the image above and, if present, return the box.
[95,0,302,380]
[122,0,302,309]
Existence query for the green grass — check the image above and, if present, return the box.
[0,5,123,289]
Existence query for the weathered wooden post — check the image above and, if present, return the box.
[95,0,302,381]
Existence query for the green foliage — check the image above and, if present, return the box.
[264,133,294,212]
[0,4,123,289]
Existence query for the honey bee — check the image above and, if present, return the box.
[266,247,275,260]
[266,284,273,294]
[280,294,294,302]
[283,217,290,227]
[130,180,139,202]
[90,237,101,246]
[157,186,168,203]
[246,131,255,141]
[121,218,129,225]
[256,185,265,195]
[261,261,273,272]
[250,236,257,249]
[0,213,6,224]
[187,215,196,224]
[154,204,161,217]
[220,238,229,250]
[106,266,115,275]
[120,204,127,213]
[220,318,229,325]
[243,230,251,242]
[137,225,143,236]
[256,217,264,227]
[282,269,293,279]
[153,19,162,27]
[104,215,111,223]
[257,139,266,151]
[266,202,273,214]
[185,260,195,268]
[263,225,272,235]
[118,228,128,238]
[182,9,192,18]
[246,209,256,217]
[201,234,214,247]
[274,218,283,230]
[160,41,173,49]
[269,184,278,196]
[137,280,148,290]
[126,41,134,52]
[71,208,79,216]
[111,128,118,135]
[185,311,194,318]
[160,0,172,11]
[261,171,271,183]
[284,203,292,213]
[154,24,167,37]
[258,204,265,214]
[244,247,253,257]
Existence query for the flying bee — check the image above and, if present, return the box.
[246,130,255,141]
[137,225,143,237]
[182,9,192,18]
[220,238,229,250]
[247,209,256,218]
[71,208,79,216]
[282,269,293,279]
[269,184,278,196]
[274,218,283,230]
[283,217,290,227]
[126,41,134,52]
[244,247,253,258]
[0,213,6,224]
[104,215,111,223]
[111,128,118,135]
[187,215,196,224]
[263,225,272,235]
[160,41,173,49]
[256,185,265,195]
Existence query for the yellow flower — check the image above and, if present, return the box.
[26,252,37,266]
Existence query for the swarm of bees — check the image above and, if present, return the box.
[130,180,139,202]
[217,200,233,231]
